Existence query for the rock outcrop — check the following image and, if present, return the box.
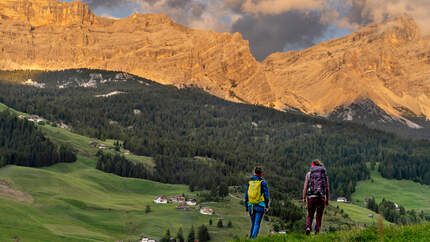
[1,0,430,119]
[263,15,430,118]
[0,0,273,105]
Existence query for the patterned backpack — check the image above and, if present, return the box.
[308,166,327,196]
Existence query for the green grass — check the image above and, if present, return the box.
[234,222,430,242]
[0,103,271,241]
[333,202,391,226]
[352,167,430,214]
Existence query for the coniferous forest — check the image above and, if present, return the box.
[0,109,76,168]
[1,69,430,202]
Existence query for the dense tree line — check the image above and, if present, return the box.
[0,110,76,167]
[96,152,151,179]
[96,152,233,199]
[367,197,425,225]
[379,152,430,184]
[1,69,430,201]
[268,195,304,231]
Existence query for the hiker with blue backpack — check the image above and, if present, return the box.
[303,159,330,235]
[245,167,270,238]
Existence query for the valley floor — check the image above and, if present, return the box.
[0,104,272,241]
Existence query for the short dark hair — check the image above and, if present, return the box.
[254,167,263,175]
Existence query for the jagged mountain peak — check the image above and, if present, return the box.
[1,0,430,126]
[263,15,430,119]
[356,15,420,43]
[0,0,97,26]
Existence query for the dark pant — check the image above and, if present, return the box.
[248,205,265,238]
[306,197,325,233]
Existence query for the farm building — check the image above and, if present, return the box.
[337,197,348,203]
[154,196,168,204]
[170,195,186,203]
[186,199,197,206]
[200,207,214,215]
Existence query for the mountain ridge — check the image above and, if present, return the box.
[1,0,430,122]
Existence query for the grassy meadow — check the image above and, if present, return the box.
[235,222,430,242]
[333,202,392,226]
[0,103,272,241]
[2,102,430,241]
[352,166,430,214]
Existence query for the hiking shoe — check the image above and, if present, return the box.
[305,229,311,235]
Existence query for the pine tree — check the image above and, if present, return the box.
[217,219,223,228]
[227,220,232,228]
[160,229,171,242]
[145,205,151,213]
[187,226,195,242]
[197,225,210,241]
[218,182,229,198]
[209,219,212,225]
[176,227,184,242]
[0,156,7,167]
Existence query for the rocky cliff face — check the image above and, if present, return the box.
[0,0,96,26]
[1,0,430,121]
[263,15,430,119]
[0,0,273,105]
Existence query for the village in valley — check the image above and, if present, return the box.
[154,195,214,215]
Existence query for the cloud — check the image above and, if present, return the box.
[232,11,328,60]
[341,0,430,33]
[240,0,324,15]
[83,0,131,9]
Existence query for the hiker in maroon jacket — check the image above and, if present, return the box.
[302,159,330,235]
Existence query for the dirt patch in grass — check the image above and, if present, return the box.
[0,179,34,204]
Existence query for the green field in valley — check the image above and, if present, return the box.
[333,202,392,226]
[0,103,272,241]
[352,166,430,214]
[2,102,430,241]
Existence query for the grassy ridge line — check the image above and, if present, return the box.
[0,102,272,241]
[352,167,430,214]
[234,222,430,242]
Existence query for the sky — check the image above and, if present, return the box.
[63,0,430,61]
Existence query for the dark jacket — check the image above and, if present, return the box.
[244,175,270,209]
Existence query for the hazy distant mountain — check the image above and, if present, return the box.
[1,0,430,137]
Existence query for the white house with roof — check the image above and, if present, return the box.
[337,197,348,203]
[186,199,197,206]
[154,196,168,204]
[200,207,214,215]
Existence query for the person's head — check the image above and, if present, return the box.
[312,159,323,167]
[254,167,263,177]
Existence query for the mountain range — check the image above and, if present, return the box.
[1,0,430,137]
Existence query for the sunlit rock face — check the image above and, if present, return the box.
[263,15,430,119]
[0,0,272,104]
[1,0,430,120]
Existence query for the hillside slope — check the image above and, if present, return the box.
[0,103,272,242]
[235,223,430,242]
[1,0,430,127]
[352,166,430,214]
[2,69,430,201]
